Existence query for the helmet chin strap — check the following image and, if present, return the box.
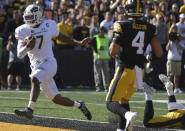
[27,21,42,28]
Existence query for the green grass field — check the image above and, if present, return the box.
[0,89,184,127]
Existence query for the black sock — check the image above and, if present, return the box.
[143,101,154,127]
[27,107,33,112]
[106,101,128,117]
[122,103,130,111]
[169,95,176,102]
[118,103,130,129]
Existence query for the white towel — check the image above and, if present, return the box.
[134,65,143,89]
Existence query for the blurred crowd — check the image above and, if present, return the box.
[0,0,185,92]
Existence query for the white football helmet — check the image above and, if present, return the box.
[23,4,43,27]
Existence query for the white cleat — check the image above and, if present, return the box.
[158,74,173,91]
[174,88,183,94]
[143,82,156,94]
[125,112,138,131]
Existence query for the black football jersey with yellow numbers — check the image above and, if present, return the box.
[112,20,156,68]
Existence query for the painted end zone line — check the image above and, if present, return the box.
[0,112,179,131]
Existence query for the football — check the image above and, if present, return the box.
[23,35,36,50]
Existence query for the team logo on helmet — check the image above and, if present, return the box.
[30,7,38,13]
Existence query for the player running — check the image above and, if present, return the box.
[14,4,92,120]
[106,0,163,131]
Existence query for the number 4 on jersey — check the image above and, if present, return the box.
[132,31,145,54]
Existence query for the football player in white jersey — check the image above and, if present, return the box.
[14,4,92,120]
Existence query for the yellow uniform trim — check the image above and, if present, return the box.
[106,67,120,101]
[148,109,185,128]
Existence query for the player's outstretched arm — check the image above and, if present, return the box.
[57,32,92,46]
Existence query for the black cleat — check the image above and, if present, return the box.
[14,107,34,120]
[79,101,92,120]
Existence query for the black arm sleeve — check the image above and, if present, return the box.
[112,32,122,45]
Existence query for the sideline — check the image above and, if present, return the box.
[0,112,176,131]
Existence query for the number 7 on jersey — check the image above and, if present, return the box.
[36,35,43,49]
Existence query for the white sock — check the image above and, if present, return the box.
[167,89,174,96]
[117,129,124,131]
[73,101,81,108]
[28,101,35,110]
[145,92,152,101]
[124,111,131,119]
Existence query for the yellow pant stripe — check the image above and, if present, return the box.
[106,67,137,102]
[106,67,120,101]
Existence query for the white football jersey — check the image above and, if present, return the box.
[176,22,185,37]
[15,20,59,67]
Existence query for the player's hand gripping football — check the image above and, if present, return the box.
[78,37,92,46]
[23,35,36,50]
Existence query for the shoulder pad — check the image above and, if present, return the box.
[113,22,122,33]
[15,24,27,40]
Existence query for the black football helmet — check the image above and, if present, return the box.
[122,0,145,17]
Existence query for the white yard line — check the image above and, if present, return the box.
[0,90,177,95]
[0,96,182,111]
[0,95,185,104]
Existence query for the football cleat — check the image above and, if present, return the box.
[14,107,33,120]
[158,74,173,91]
[78,101,92,120]
[96,88,101,92]
[143,82,156,94]
[125,112,138,131]
[174,88,183,94]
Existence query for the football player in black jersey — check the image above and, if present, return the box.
[106,0,163,131]
[143,74,185,129]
